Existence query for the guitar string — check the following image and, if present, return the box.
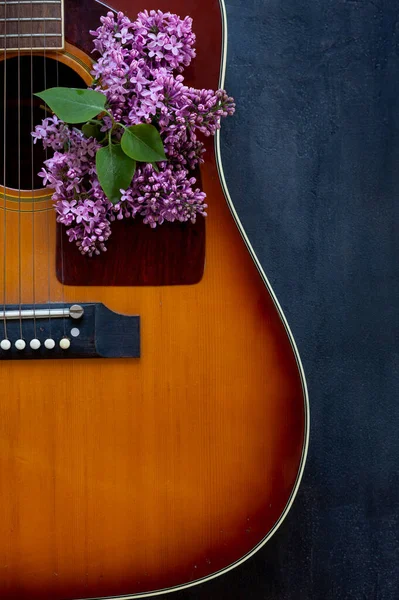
[30,0,37,339]
[44,3,64,339]
[17,0,23,340]
[56,52,67,338]
[43,0,53,339]
[43,3,67,342]
[2,0,7,340]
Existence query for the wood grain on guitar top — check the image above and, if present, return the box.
[0,1,307,599]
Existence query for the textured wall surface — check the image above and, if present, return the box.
[167,0,399,598]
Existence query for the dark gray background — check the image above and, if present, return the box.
[167,0,399,598]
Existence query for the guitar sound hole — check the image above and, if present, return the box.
[0,55,85,190]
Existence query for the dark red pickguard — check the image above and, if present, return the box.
[57,0,216,286]
[56,216,205,285]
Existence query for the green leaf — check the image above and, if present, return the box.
[151,162,160,173]
[82,122,103,141]
[121,124,166,163]
[34,87,106,124]
[96,144,136,204]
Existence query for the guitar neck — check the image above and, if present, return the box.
[0,0,64,50]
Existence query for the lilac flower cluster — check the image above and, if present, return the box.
[33,10,235,255]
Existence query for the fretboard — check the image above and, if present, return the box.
[0,0,64,50]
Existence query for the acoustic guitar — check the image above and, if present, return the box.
[0,0,309,598]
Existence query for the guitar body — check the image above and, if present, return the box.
[0,1,308,599]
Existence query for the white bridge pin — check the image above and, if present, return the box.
[15,339,26,351]
[44,339,55,350]
[1,339,11,351]
[59,338,71,350]
[30,339,41,350]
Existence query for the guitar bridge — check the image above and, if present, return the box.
[0,303,140,359]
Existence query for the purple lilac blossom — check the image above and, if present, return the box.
[32,10,235,256]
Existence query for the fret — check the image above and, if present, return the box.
[0,0,64,50]
[3,33,62,37]
[0,2,61,4]
[0,18,62,21]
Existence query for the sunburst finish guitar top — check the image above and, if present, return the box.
[0,1,309,599]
